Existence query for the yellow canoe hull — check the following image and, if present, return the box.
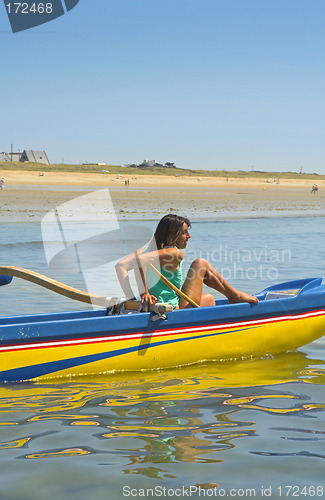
[1,309,324,382]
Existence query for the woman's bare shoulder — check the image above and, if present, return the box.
[158,247,183,269]
[136,246,183,270]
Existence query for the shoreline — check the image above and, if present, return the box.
[1,169,324,189]
[0,170,324,222]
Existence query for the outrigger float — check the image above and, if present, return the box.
[0,266,324,383]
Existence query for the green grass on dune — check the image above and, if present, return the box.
[0,162,324,180]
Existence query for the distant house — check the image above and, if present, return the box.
[82,162,106,166]
[0,152,21,162]
[0,149,50,165]
[125,159,177,169]
[142,159,157,167]
[20,150,50,165]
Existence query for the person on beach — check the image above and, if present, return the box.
[0,178,4,190]
[115,214,258,310]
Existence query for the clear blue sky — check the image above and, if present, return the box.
[1,0,324,173]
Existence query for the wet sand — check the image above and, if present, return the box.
[0,170,324,221]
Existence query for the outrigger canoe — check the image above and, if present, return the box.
[0,272,324,383]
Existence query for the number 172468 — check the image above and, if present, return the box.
[277,485,324,496]
[6,3,53,14]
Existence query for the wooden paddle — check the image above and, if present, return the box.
[147,263,200,308]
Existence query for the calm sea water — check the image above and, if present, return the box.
[0,216,324,500]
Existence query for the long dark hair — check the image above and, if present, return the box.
[148,214,191,250]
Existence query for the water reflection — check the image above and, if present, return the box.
[25,448,91,459]
[0,351,324,480]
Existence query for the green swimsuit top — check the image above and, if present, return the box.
[142,246,183,308]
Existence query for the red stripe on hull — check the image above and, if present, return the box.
[0,309,324,354]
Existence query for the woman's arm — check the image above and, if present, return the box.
[134,250,157,309]
[115,247,183,307]
[115,254,136,299]
[115,251,157,309]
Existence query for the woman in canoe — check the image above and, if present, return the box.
[115,214,258,309]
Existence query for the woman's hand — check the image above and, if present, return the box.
[140,292,158,311]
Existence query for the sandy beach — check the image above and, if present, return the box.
[0,170,324,221]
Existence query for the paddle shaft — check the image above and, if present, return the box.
[147,263,200,308]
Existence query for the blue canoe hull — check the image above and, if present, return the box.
[0,278,324,382]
